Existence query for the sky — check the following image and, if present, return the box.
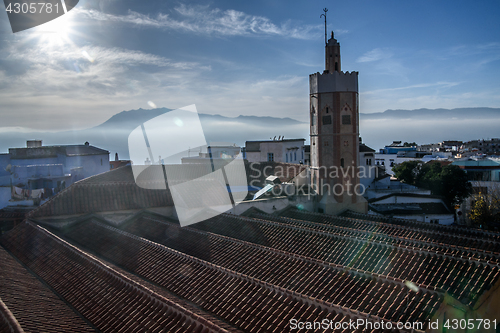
[0,0,499,132]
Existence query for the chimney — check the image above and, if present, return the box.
[27,140,42,148]
[115,153,119,161]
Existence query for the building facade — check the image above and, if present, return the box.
[309,32,366,213]
[244,139,305,164]
[462,138,500,155]
[1,141,109,204]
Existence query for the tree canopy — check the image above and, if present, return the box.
[392,161,472,208]
[469,187,500,229]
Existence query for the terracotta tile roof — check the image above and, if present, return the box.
[54,217,382,332]
[26,166,174,219]
[339,209,500,242]
[0,246,95,332]
[2,163,500,331]
[195,212,499,308]
[273,208,500,256]
[359,143,375,153]
[27,162,305,219]
[114,214,442,324]
[0,222,237,333]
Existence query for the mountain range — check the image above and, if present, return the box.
[360,107,500,120]
[0,107,498,159]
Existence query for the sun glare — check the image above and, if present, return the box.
[33,11,76,47]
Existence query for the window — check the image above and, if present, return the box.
[294,152,297,160]
[267,153,274,162]
[340,158,344,168]
[286,154,288,163]
[326,107,329,114]
[324,141,329,147]
[322,115,331,125]
[342,115,351,125]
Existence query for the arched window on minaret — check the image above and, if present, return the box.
[335,62,338,71]
[311,106,316,124]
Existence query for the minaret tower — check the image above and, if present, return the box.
[309,21,367,214]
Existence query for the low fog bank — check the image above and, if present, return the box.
[0,114,497,160]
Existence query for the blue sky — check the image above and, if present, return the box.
[0,0,499,132]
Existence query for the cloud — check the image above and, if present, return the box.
[0,39,213,129]
[79,5,321,39]
[357,48,393,63]
[12,44,196,69]
[429,42,500,69]
[0,35,310,130]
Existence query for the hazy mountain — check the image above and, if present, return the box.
[360,107,500,120]
[359,107,500,150]
[0,107,498,159]
[0,108,308,160]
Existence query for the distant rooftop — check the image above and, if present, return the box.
[9,142,109,159]
[245,138,305,143]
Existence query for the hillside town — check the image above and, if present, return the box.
[1,134,498,230]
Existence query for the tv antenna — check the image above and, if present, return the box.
[320,8,328,46]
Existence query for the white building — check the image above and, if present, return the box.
[364,175,431,200]
[181,145,242,164]
[244,138,306,164]
[358,142,379,189]
[374,153,418,175]
[368,193,454,225]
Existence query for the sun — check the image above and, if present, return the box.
[33,10,77,47]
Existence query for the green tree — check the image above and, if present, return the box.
[392,160,422,184]
[392,161,472,209]
[439,164,472,208]
[403,142,417,147]
[469,187,500,229]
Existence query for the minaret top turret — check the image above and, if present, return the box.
[325,31,341,73]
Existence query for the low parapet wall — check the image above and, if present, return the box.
[310,71,358,94]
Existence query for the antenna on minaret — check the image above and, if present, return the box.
[320,8,328,47]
